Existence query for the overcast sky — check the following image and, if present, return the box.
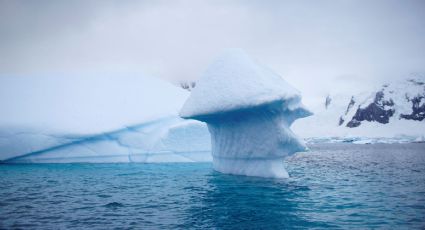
[1,0,424,103]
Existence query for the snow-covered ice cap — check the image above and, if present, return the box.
[180,49,311,120]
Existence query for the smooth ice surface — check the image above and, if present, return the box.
[0,74,212,162]
[180,49,308,119]
[3,117,211,163]
[180,50,311,178]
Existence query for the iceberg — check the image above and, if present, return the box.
[0,74,211,162]
[5,117,211,163]
[180,50,312,178]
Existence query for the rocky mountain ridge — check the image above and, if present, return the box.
[338,78,425,128]
[292,76,425,139]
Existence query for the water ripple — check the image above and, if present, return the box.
[0,143,424,229]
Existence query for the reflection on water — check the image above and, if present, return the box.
[184,172,332,229]
[0,143,424,229]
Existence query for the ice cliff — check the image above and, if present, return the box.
[0,74,211,163]
[180,50,312,178]
[4,117,211,163]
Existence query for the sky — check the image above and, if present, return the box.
[1,0,425,104]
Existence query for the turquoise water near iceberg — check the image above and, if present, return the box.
[1,143,424,229]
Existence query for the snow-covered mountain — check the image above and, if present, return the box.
[341,78,424,127]
[293,75,425,141]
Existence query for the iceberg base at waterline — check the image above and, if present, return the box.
[212,157,289,178]
[180,50,312,178]
[204,104,310,178]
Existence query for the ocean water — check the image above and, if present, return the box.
[1,143,424,229]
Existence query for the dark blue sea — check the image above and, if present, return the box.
[1,143,425,229]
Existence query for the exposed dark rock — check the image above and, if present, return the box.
[345,96,355,115]
[338,116,345,126]
[338,77,424,128]
[180,81,196,91]
[400,95,425,121]
[338,96,355,126]
[347,119,361,128]
[325,95,332,109]
[346,90,395,128]
[407,79,424,86]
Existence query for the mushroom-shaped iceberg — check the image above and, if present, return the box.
[180,50,312,178]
